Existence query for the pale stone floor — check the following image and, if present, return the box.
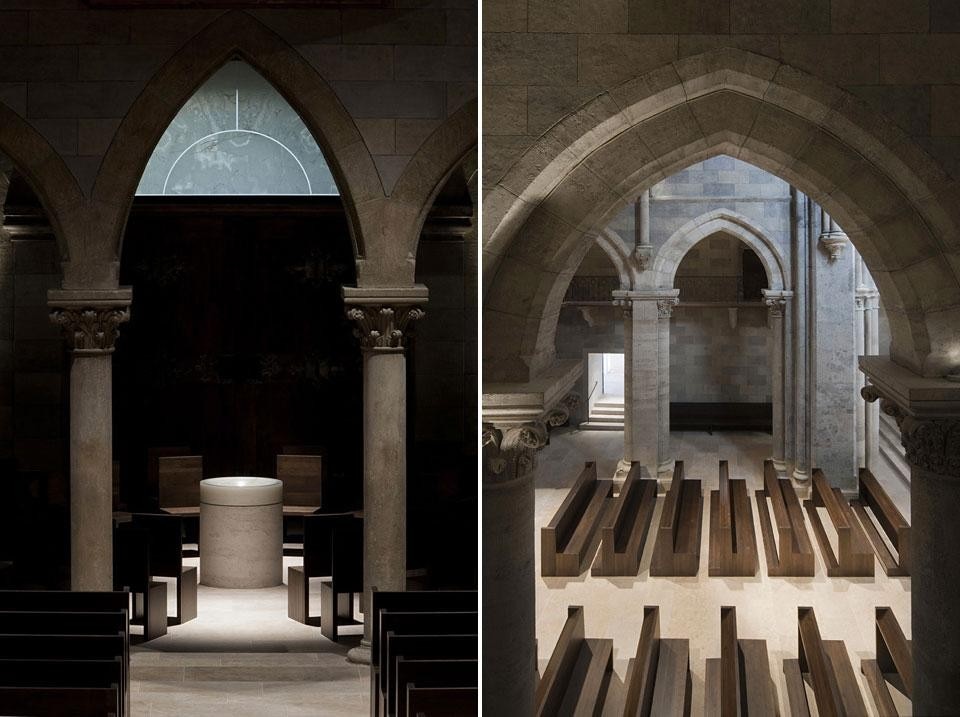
[536,428,912,716]
[130,554,368,716]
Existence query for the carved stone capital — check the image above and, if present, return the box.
[483,421,549,484]
[819,231,849,263]
[657,297,679,319]
[50,305,130,355]
[541,391,582,428]
[862,384,960,476]
[634,244,653,272]
[345,305,425,350]
[762,290,792,319]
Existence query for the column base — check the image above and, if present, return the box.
[657,458,675,476]
[791,468,810,483]
[771,458,788,475]
[347,640,371,665]
[614,459,632,481]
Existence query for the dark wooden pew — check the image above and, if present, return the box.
[542,462,614,577]
[0,591,130,717]
[591,464,658,577]
[804,469,875,577]
[755,460,815,577]
[370,591,478,717]
[708,461,758,577]
[287,511,362,641]
[157,454,202,518]
[129,512,197,624]
[650,462,703,576]
[382,634,477,717]
[861,606,912,716]
[783,606,867,717]
[113,521,168,641]
[0,686,119,717]
[622,605,691,717]
[851,469,910,576]
[277,453,323,514]
[704,606,777,717]
[535,605,616,717]
[394,659,477,717]
[405,685,478,716]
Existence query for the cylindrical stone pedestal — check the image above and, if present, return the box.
[483,471,536,717]
[200,477,283,588]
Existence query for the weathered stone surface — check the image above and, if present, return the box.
[832,0,929,33]
[299,44,395,81]
[627,0,730,33]
[483,33,578,85]
[780,34,880,85]
[483,85,526,135]
[577,34,677,87]
[730,0,829,33]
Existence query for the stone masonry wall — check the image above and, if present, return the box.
[0,2,476,197]
[484,0,960,189]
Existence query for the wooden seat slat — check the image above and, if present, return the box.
[542,462,613,577]
[0,686,119,717]
[709,462,758,577]
[797,607,844,717]
[649,638,690,717]
[536,605,585,716]
[861,659,899,717]
[876,607,912,698]
[405,685,477,716]
[393,659,477,717]
[822,639,868,716]
[782,659,811,717]
[739,639,777,717]
[854,469,910,576]
[622,606,660,717]
[804,470,874,577]
[592,465,657,577]
[651,462,703,577]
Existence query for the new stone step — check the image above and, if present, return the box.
[579,420,624,431]
[592,406,624,416]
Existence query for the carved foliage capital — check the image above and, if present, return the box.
[50,305,130,354]
[862,385,960,476]
[483,421,548,484]
[345,304,425,350]
[764,295,788,318]
[819,232,848,263]
[657,297,679,319]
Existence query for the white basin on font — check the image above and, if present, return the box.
[200,476,282,506]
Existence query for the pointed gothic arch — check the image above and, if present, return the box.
[483,48,960,381]
[90,10,382,280]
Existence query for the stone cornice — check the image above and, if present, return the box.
[483,359,582,428]
[48,288,132,355]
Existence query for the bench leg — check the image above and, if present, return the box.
[175,566,198,624]
[287,566,307,624]
[320,580,339,642]
[144,580,168,641]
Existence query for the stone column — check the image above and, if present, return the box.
[855,257,868,470]
[343,286,427,664]
[634,189,653,269]
[48,288,131,591]
[657,297,678,476]
[763,290,793,474]
[861,367,960,715]
[482,421,548,717]
[614,289,679,475]
[791,190,811,483]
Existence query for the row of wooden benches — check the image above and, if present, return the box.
[0,590,131,717]
[370,590,478,717]
[543,460,909,579]
[537,602,911,717]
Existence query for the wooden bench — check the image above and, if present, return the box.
[114,521,168,641]
[803,469,875,577]
[591,464,658,577]
[394,658,477,717]
[383,634,477,717]
[370,591,478,717]
[861,606,912,716]
[0,591,130,717]
[0,686,120,717]
[755,460,815,577]
[287,512,362,641]
[708,461,758,577]
[277,453,323,514]
[851,469,910,576]
[650,462,703,576]
[535,605,617,717]
[405,685,478,716]
[783,606,867,717]
[622,605,691,717]
[129,512,197,625]
[157,454,202,518]
[541,462,614,577]
[704,606,777,717]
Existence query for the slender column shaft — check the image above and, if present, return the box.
[855,272,867,469]
[657,303,674,475]
[69,353,114,590]
[864,298,880,468]
[637,189,650,248]
[483,470,536,716]
[360,348,407,636]
[764,291,792,473]
[792,192,810,482]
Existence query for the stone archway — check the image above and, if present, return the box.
[90,10,383,288]
[483,48,960,383]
